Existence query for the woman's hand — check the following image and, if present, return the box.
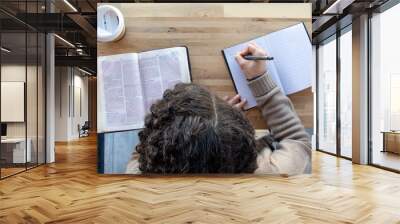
[223,94,247,110]
[235,43,267,80]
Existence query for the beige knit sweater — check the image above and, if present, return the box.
[126,73,311,175]
[248,73,311,175]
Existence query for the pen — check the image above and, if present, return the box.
[243,55,274,60]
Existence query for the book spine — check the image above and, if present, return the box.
[97,133,105,174]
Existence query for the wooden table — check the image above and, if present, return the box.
[97,3,313,129]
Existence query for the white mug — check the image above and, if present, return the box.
[97,5,125,42]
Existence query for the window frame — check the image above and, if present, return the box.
[315,24,353,160]
[367,0,400,173]
[0,0,48,180]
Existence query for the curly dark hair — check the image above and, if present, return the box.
[135,83,258,174]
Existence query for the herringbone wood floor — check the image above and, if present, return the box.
[1,135,400,224]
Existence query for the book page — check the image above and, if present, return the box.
[264,23,312,94]
[138,47,190,112]
[97,53,145,133]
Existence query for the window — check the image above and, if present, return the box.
[317,36,337,154]
[339,28,352,158]
[316,25,353,159]
[0,1,47,179]
[370,2,400,171]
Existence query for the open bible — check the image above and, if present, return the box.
[97,47,192,133]
[222,23,312,110]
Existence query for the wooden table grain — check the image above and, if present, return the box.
[98,3,313,129]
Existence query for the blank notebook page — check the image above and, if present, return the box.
[264,23,312,94]
[223,37,271,109]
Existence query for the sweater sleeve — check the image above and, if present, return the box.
[248,73,312,175]
[125,153,141,174]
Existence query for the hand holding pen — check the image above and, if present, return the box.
[235,43,271,80]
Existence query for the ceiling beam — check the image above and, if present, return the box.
[67,13,96,39]
[322,0,356,15]
[55,55,96,72]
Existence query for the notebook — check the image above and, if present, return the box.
[222,23,312,110]
[97,129,141,174]
[97,46,192,133]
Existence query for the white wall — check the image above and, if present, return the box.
[1,65,36,138]
[1,64,47,164]
[55,66,69,141]
[71,73,89,139]
[54,67,89,141]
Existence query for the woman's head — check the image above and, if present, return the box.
[136,83,258,173]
